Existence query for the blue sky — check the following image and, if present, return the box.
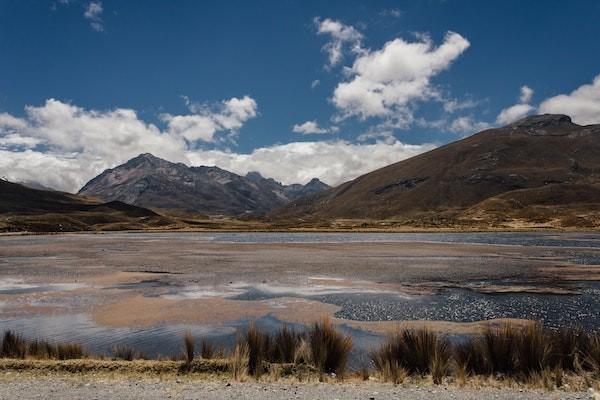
[1,0,600,192]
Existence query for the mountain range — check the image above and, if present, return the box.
[78,153,329,216]
[272,114,600,229]
[2,114,599,232]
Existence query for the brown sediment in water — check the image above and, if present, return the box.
[92,296,272,327]
[539,264,600,281]
[340,318,534,335]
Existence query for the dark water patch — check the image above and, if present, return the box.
[107,279,175,291]
[315,282,600,331]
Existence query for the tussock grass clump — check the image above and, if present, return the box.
[200,340,215,359]
[1,331,26,359]
[585,333,600,373]
[183,331,195,365]
[245,324,270,377]
[549,328,587,371]
[293,337,311,365]
[2,331,85,360]
[112,345,141,361]
[56,343,86,360]
[482,325,519,374]
[515,323,551,375]
[230,339,249,381]
[308,318,352,377]
[371,328,450,383]
[271,326,302,364]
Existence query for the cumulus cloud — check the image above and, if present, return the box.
[331,31,470,121]
[0,97,258,192]
[292,120,337,135]
[448,116,491,134]
[186,140,435,186]
[538,74,600,125]
[0,98,433,192]
[311,79,320,89]
[495,85,535,125]
[496,103,534,126]
[163,95,258,142]
[314,17,363,68]
[84,1,104,32]
[520,85,534,104]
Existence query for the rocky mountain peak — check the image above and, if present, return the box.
[509,114,574,130]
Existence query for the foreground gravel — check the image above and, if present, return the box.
[0,376,593,400]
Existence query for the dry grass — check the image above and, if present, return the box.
[308,318,352,378]
[230,340,249,381]
[183,331,195,365]
[200,340,215,360]
[2,324,600,389]
[1,331,85,360]
[271,326,302,364]
[0,331,26,359]
[112,345,143,361]
[372,328,450,383]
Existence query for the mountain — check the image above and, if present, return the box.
[272,114,600,229]
[0,179,172,232]
[78,154,329,216]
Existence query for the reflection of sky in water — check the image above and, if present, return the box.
[0,314,381,367]
[0,278,86,295]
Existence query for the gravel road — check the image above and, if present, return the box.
[0,376,593,400]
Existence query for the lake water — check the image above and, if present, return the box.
[1,231,599,364]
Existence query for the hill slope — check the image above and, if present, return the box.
[272,114,600,229]
[0,180,172,232]
[79,154,329,216]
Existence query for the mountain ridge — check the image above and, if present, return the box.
[270,114,600,229]
[78,153,330,216]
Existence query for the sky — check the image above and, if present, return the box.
[1,0,600,193]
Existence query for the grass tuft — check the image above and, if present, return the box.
[183,331,195,365]
[1,331,26,359]
[308,318,352,377]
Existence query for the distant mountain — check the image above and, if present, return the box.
[0,179,171,232]
[272,114,600,229]
[78,154,329,216]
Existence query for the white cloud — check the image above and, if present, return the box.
[186,140,435,186]
[331,31,470,121]
[0,97,258,192]
[442,98,478,113]
[0,98,433,192]
[448,116,491,134]
[84,1,104,32]
[314,17,363,68]
[162,95,258,142]
[495,85,535,125]
[496,103,535,126]
[311,79,320,89]
[538,74,600,125]
[292,120,336,135]
[520,85,534,103]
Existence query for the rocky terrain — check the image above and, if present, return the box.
[79,153,329,216]
[272,114,600,229]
